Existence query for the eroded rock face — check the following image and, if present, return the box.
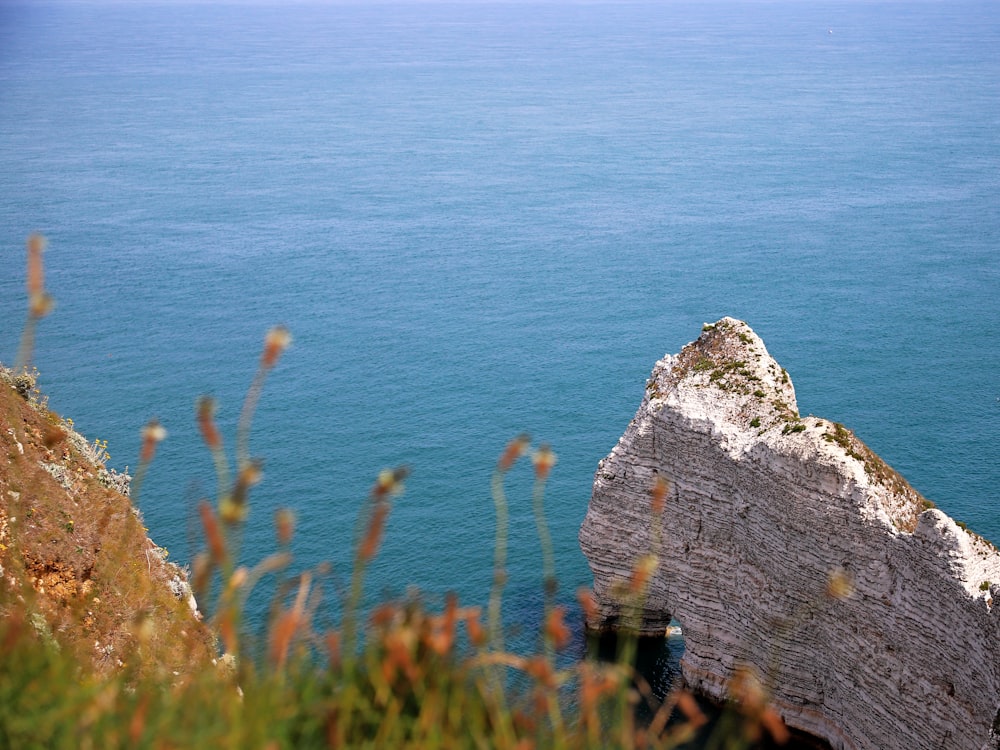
[579,317,1000,750]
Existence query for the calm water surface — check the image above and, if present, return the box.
[1,2,998,644]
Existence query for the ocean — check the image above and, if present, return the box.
[1,0,998,667]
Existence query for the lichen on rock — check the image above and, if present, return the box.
[579,317,1000,750]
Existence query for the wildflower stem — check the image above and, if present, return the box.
[236,366,268,472]
[130,459,150,507]
[14,317,38,374]
[16,235,51,372]
[532,474,556,660]
[488,467,508,656]
[484,466,516,735]
[197,396,232,511]
[343,469,404,677]
[342,532,369,676]
[236,326,290,470]
[130,420,166,507]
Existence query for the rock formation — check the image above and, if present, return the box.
[579,318,1000,750]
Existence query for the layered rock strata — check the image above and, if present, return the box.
[579,318,1000,750]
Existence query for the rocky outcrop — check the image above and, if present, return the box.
[579,318,1000,750]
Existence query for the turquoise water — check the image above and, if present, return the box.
[1,1,998,644]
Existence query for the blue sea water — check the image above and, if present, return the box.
[1,1,998,653]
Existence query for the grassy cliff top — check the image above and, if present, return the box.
[0,364,216,679]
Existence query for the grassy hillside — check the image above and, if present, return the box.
[0,365,216,678]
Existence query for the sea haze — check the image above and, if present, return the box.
[1,1,998,637]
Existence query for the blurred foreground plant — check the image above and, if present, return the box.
[1,234,795,749]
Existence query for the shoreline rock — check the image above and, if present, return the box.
[579,318,1000,750]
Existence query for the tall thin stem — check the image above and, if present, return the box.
[488,468,509,655]
[532,474,556,659]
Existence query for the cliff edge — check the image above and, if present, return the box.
[579,318,1000,750]
[0,365,214,678]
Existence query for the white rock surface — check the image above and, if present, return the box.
[579,317,1000,750]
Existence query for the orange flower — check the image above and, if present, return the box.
[198,500,227,564]
[269,609,300,670]
[268,572,311,670]
[223,459,263,524]
[579,665,601,715]
[369,602,399,629]
[260,325,291,369]
[463,607,486,647]
[139,419,166,462]
[512,712,537,738]
[371,466,410,501]
[650,475,669,515]
[532,444,557,480]
[128,695,150,744]
[274,508,296,546]
[629,554,658,595]
[196,396,221,450]
[425,592,458,656]
[384,627,420,683]
[576,587,599,624]
[218,607,238,655]
[578,663,620,716]
[524,656,555,688]
[359,502,389,562]
[544,605,571,651]
[26,234,45,297]
[497,434,531,471]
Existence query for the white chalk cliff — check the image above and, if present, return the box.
[579,318,1000,750]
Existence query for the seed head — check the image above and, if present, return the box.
[261,325,291,369]
[223,459,263,524]
[139,419,166,462]
[532,444,557,480]
[371,466,410,500]
[238,459,263,487]
[498,434,531,472]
